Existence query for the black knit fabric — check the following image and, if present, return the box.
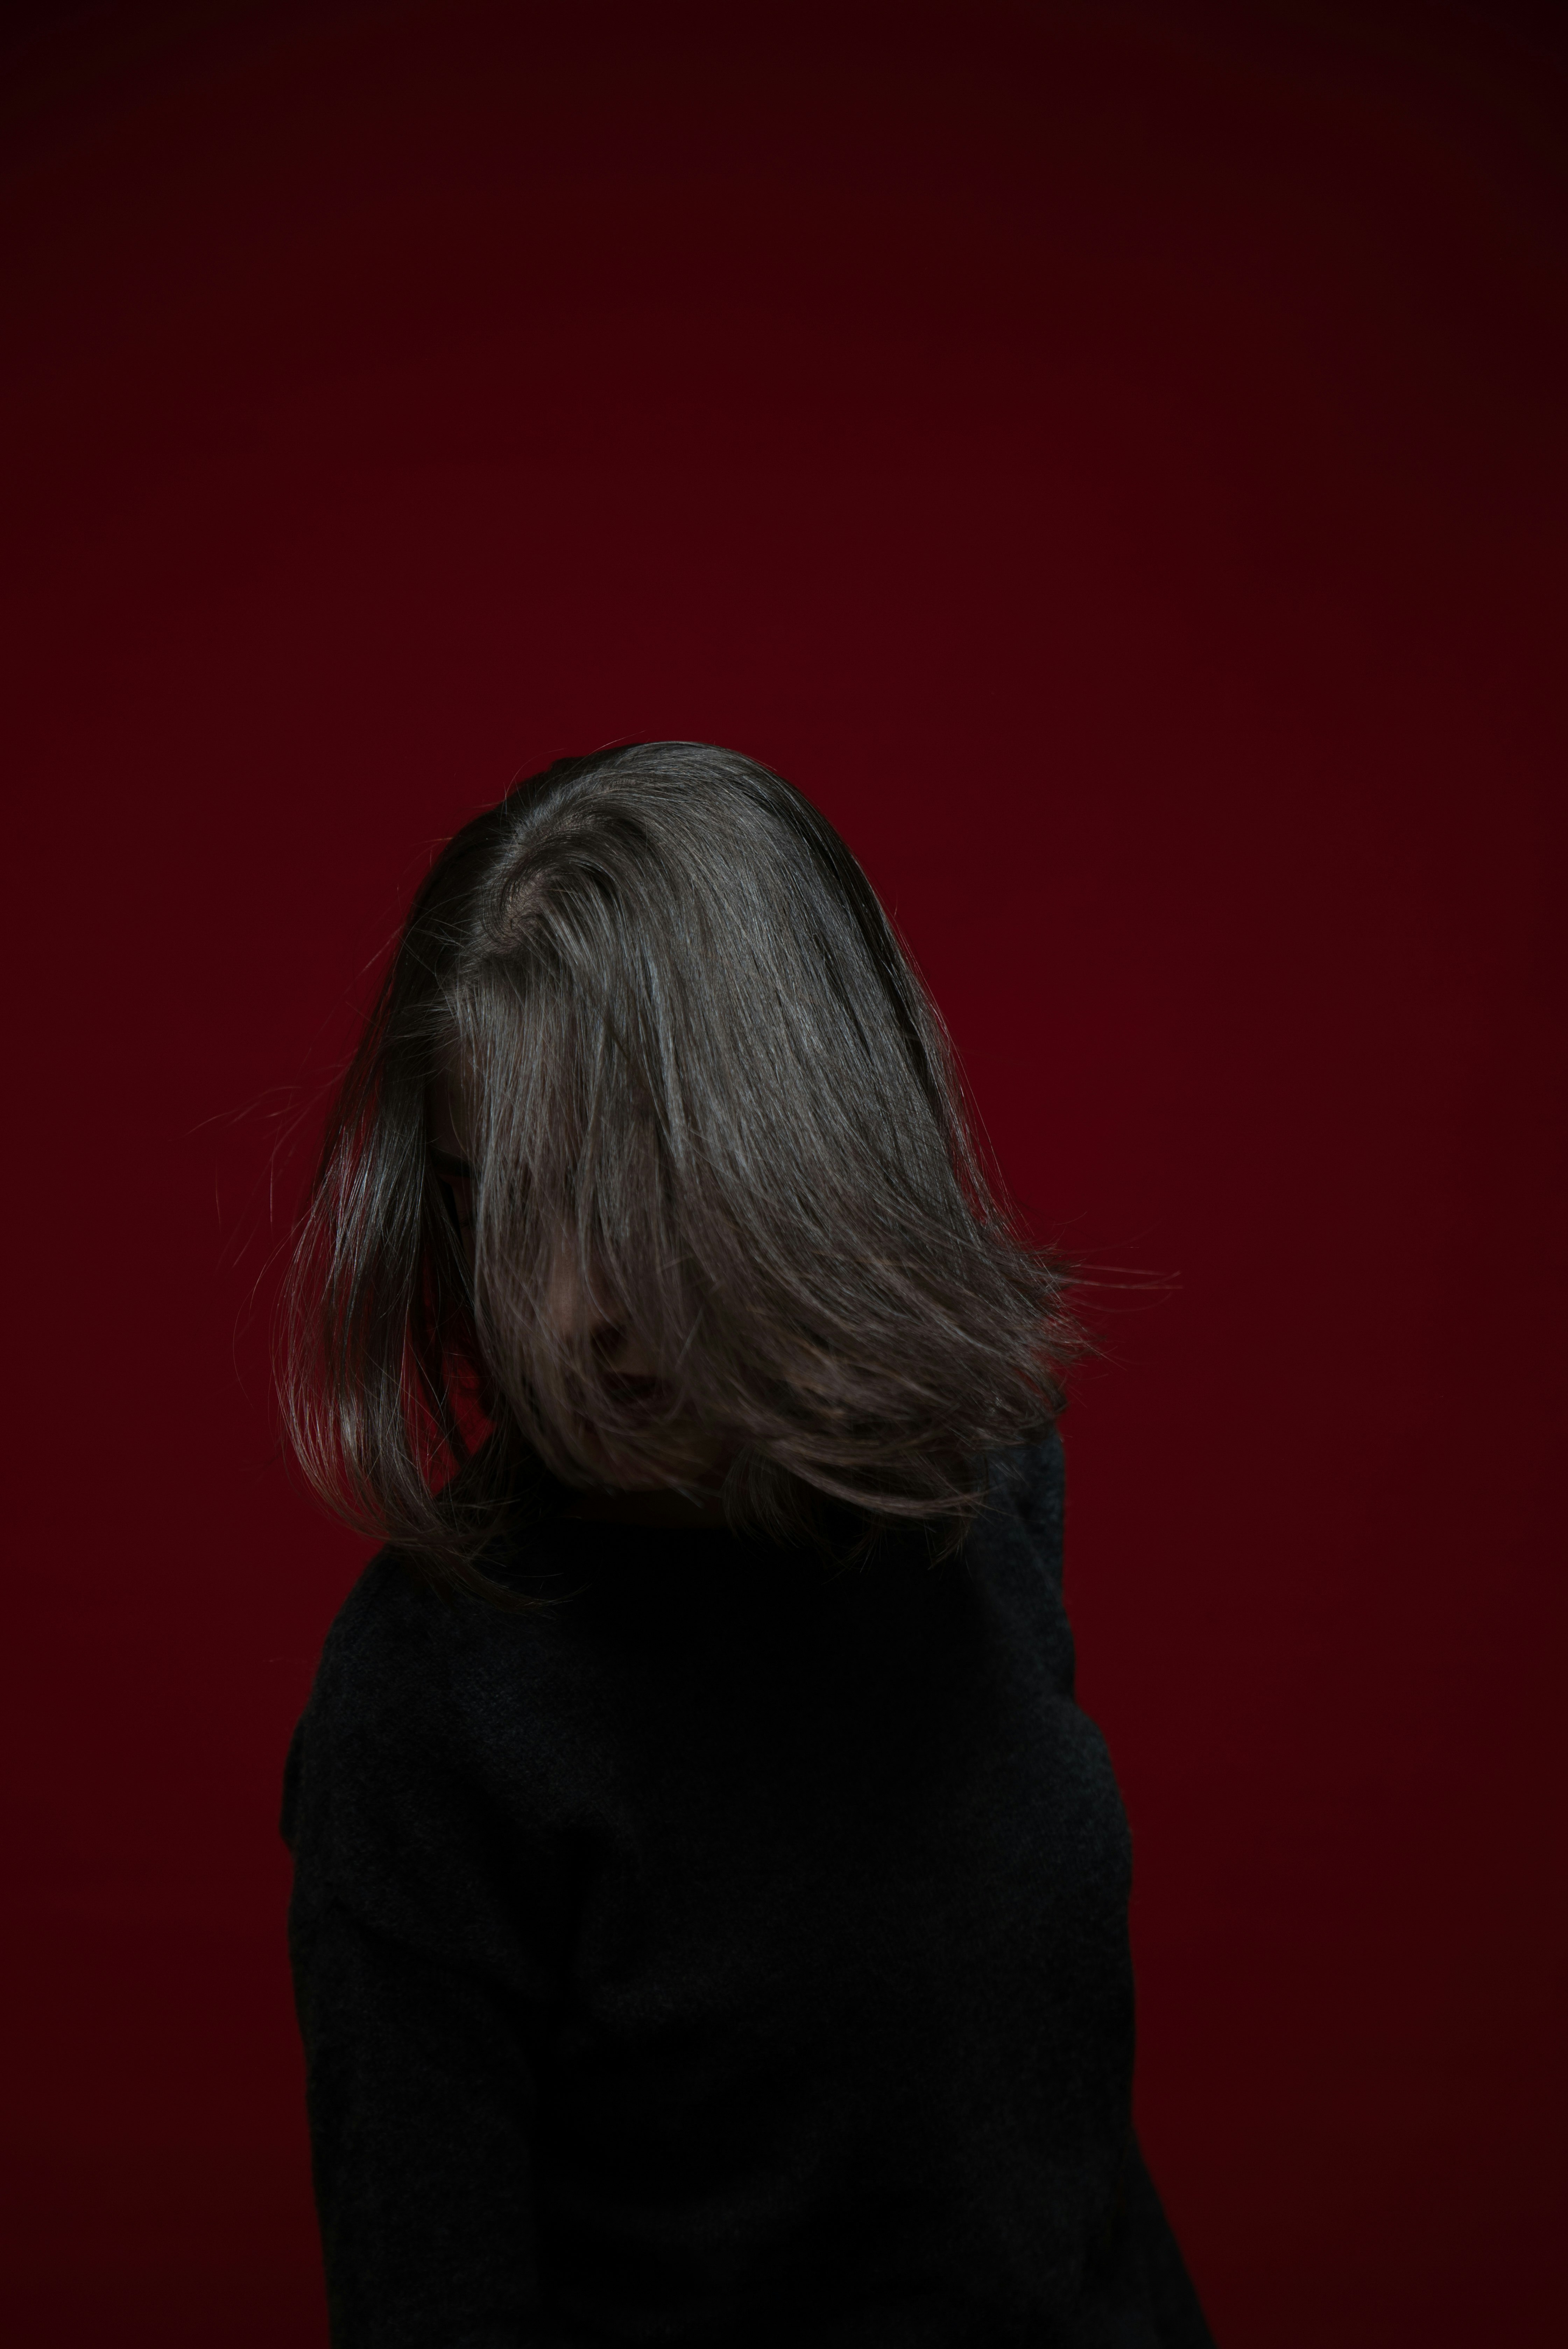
[282,1437,1214,2348]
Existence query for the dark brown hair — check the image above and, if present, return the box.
[280,742,1076,1591]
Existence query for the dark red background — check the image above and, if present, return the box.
[4,3,1565,2342]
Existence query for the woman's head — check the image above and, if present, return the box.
[282,742,1075,1585]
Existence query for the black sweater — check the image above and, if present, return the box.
[282,1438,1213,2348]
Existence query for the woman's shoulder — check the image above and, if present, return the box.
[981,1427,1066,1579]
[282,1547,584,1971]
[305,1549,465,1731]
[287,1541,581,1806]
[282,1540,598,1885]
[282,1554,461,1851]
[314,1536,575,1687]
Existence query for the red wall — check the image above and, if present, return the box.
[5,5,1565,2341]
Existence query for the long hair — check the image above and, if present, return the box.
[280,742,1077,1593]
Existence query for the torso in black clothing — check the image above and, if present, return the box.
[282,1436,1214,2349]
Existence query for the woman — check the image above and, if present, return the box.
[280,741,1214,2348]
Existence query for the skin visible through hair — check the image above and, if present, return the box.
[429,1071,734,1527]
